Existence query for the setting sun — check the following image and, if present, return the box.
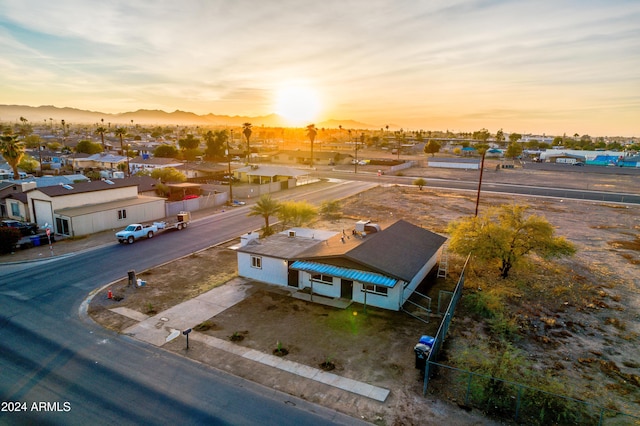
[274,84,321,126]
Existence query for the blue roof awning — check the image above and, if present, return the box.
[290,260,398,288]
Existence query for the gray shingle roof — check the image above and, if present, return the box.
[343,220,447,281]
[32,176,157,197]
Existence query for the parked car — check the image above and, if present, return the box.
[1,219,39,236]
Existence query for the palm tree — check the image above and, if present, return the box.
[0,133,25,179]
[306,124,317,168]
[60,119,66,147]
[242,122,252,161]
[95,126,107,151]
[248,194,281,235]
[114,127,129,176]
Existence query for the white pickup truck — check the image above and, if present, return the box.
[116,212,191,244]
[116,223,158,244]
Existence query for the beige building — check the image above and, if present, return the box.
[26,179,165,237]
[72,153,129,173]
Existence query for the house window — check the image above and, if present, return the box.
[251,255,262,269]
[311,274,333,284]
[362,284,388,296]
[55,217,70,235]
[118,209,127,220]
[10,202,20,216]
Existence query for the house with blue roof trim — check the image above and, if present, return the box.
[236,220,447,311]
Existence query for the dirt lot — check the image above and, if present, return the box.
[88,164,640,425]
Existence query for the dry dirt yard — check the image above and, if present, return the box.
[89,165,640,425]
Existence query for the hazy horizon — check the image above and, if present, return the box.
[1,1,639,136]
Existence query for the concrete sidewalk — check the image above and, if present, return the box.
[122,277,252,346]
[116,277,390,403]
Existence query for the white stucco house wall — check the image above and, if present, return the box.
[72,153,129,172]
[427,157,480,170]
[236,220,447,311]
[129,156,183,174]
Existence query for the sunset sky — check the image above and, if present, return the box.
[1,0,639,136]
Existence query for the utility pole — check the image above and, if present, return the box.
[227,129,233,205]
[474,151,486,216]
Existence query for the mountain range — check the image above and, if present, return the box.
[0,104,386,130]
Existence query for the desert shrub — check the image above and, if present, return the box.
[462,290,504,318]
[520,386,591,425]
[412,178,426,190]
[194,320,214,331]
[319,200,341,220]
[488,312,520,341]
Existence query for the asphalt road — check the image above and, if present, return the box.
[315,170,640,204]
[0,180,375,426]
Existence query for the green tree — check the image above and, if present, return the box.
[248,194,280,235]
[18,154,38,174]
[242,122,252,158]
[475,143,490,156]
[473,128,491,143]
[18,116,32,137]
[276,201,317,228]
[504,142,523,160]
[178,134,200,151]
[150,167,186,183]
[413,178,427,190]
[154,144,179,158]
[95,126,108,151]
[306,124,317,167]
[22,134,42,149]
[495,129,505,146]
[0,133,25,179]
[447,204,576,278]
[84,170,102,180]
[204,130,226,159]
[423,139,441,157]
[509,133,522,144]
[76,140,103,154]
[46,141,62,151]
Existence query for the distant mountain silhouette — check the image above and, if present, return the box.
[0,104,381,129]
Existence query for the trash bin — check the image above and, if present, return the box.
[414,335,435,372]
[419,335,435,347]
[128,270,136,286]
[30,236,41,247]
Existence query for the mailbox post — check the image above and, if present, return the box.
[183,328,192,349]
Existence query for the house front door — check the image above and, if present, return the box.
[341,279,353,298]
[288,268,298,287]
